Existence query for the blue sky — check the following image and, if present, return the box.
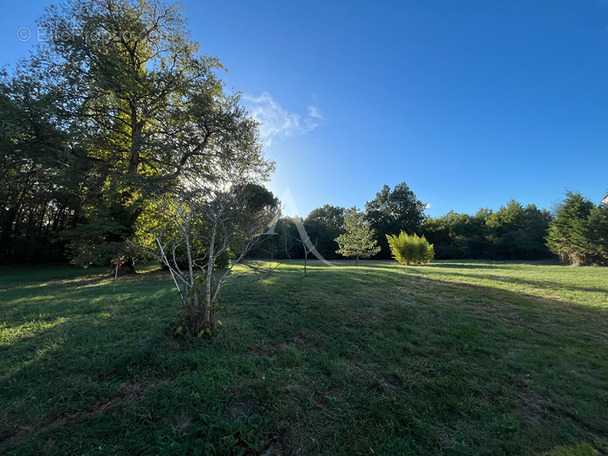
[2,0,607,218]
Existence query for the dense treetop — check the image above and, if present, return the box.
[1,0,272,266]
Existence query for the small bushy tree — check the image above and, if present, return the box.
[335,208,380,265]
[131,128,277,337]
[386,232,434,265]
[137,182,278,337]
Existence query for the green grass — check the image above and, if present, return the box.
[1,260,607,455]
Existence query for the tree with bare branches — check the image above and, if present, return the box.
[135,181,278,336]
[129,124,277,335]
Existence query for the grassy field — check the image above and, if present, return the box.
[1,260,607,455]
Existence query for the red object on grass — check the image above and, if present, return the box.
[114,257,122,271]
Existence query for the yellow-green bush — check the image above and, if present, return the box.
[386,232,434,265]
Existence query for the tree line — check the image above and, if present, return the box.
[252,183,608,266]
[1,1,605,270]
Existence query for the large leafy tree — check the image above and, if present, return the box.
[365,182,427,258]
[304,204,345,259]
[423,211,490,259]
[1,0,268,267]
[335,208,380,265]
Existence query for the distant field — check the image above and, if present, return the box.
[1,260,607,455]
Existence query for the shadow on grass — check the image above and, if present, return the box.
[211,264,608,454]
[416,268,608,296]
[0,271,174,323]
[1,263,607,455]
[420,261,503,269]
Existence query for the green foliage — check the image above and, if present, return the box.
[249,206,346,261]
[547,192,608,266]
[249,217,299,259]
[365,182,427,259]
[585,203,608,261]
[0,72,80,264]
[1,0,271,267]
[334,208,381,264]
[303,205,346,259]
[543,442,596,456]
[423,202,554,260]
[214,248,234,269]
[386,231,434,265]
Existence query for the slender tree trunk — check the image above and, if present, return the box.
[184,220,194,288]
[356,255,359,266]
[203,223,217,329]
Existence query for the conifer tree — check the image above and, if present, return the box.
[335,208,380,265]
[546,192,595,265]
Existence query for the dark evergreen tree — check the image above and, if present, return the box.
[546,192,596,265]
[584,204,608,265]
[487,201,553,260]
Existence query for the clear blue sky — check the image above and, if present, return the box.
[2,0,607,218]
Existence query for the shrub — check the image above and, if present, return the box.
[386,232,434,265]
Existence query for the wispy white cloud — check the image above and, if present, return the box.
[308,105,323,120]
[242,92,323,146]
